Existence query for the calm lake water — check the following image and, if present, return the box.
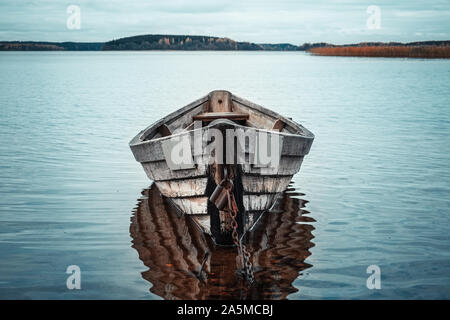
[0,51,449,299]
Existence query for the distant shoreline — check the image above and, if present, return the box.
[1,34,449,57]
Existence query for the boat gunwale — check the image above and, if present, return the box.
[129,91,315,148]
[231,93,315,139]
[129,94,209,147]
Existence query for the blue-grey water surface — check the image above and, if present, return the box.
[0,51,449,299]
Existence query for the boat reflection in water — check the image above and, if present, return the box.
[130,183,315,300]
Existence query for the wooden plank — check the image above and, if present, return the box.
[155,178,208,198]
[130,138,165,163]
[137,137,306,176]
[241,175,291,193]
[281,135,314,156]
[161,135,196,170]
[231,94,311,135]
[208,90,232,112]
[193,112,249,121]
[242,155,303,175]
[272,118,285,131]
[243,194,278,211]
[138,95,208,141]
[170,197,208,215]
[232,94,315,143]
[157,124,172,137]
[166,103,206,133]
[132,129,196,163]
[141,160,207,181]
[232,100,275,129]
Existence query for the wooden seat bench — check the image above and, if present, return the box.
[193,112,249,121]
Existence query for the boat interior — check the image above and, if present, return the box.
[142,90,305,142]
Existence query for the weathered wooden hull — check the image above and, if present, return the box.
[130,91,314,241]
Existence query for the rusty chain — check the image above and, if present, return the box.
[225,186,254,284]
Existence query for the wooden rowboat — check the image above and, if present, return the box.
[129,90,314,245]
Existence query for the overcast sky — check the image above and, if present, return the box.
[1,0,449,44]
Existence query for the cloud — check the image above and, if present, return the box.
[0,0,449,43]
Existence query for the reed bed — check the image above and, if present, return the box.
[310,46,450,58]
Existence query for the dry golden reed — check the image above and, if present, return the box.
[310,46,450,58]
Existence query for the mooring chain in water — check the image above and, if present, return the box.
[209,167,254,284]
[226,186,255,284]
[242,243,254,284]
